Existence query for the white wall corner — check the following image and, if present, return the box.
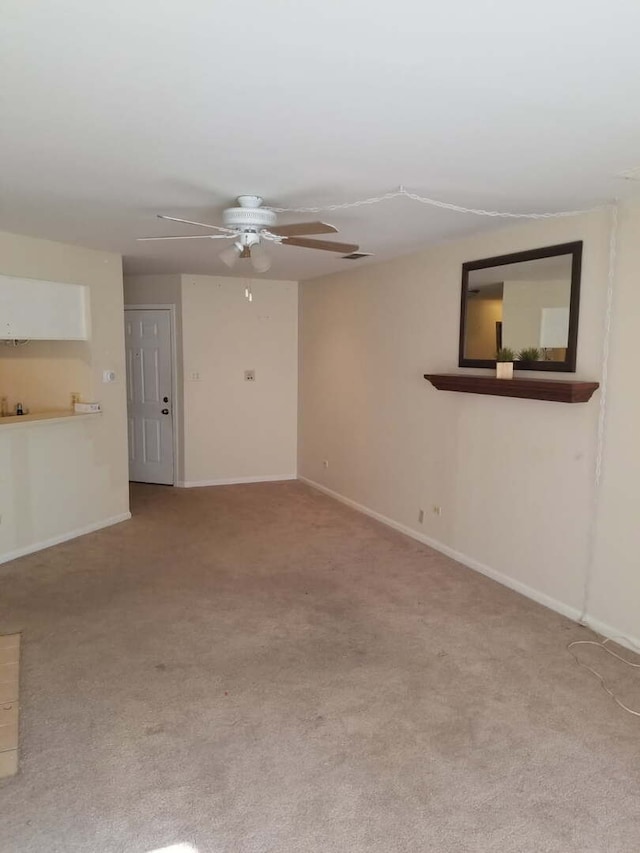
[0,512,132,566]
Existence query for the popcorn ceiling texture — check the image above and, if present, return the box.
[0,481,639,852]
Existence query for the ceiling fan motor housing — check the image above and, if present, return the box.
[223,196,277,231]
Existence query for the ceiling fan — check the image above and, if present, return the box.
[138,195,360,273]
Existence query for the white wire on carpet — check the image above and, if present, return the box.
[567,637,640,717]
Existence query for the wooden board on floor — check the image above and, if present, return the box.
[0,633,20,778]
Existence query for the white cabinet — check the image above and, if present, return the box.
[0,275,90,340]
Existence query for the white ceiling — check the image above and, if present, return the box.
[2,0,640,281]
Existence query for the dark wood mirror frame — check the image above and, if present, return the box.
[458,241,583,373]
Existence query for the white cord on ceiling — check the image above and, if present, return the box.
[272,185,606,219]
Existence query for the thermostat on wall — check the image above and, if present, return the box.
[74,402,102,413]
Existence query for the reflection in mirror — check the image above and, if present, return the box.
[459,242,582,372]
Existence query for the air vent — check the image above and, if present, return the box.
[342,252,373,260]
[617,166,640,181]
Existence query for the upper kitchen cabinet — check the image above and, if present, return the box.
[0,275,90,340]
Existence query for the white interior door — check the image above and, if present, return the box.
[125,308,174,485]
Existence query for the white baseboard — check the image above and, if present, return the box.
[578,614,640,654]
[0,512,132,566]
[298,476,640,652]
[177,474,297,488]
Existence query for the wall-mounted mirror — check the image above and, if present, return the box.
[459,241,583,372]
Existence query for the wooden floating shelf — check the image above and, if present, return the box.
[424,374,599,403]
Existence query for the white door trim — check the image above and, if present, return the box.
[124,305,179,486]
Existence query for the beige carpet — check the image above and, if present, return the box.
[0,481,639,853]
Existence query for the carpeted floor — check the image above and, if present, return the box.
[0,481,639,853]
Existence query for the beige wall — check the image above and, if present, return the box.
[123,274,185,483]
[181,275,298,485]
[299,205,640,645]
[0,230,130,562]
[123,274,182,308]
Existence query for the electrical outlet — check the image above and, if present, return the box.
[188,371,201,381]
[432,505,442,516]
[418,509,425,524]
[322,459,329,468]
[244,370,256,382]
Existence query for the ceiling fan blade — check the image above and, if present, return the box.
[157,214,234,234]
[269,221,338,237]
[282,236,360,253]
[137,234,234,241]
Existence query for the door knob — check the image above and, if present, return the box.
[163,396,169,403]
[161,408,169,415]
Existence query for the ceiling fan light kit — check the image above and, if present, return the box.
[219,242,243,269]
[139,194,362,275]
[248,242,272,273]
[219,229,273,273]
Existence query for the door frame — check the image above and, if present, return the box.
[124,304,180,486]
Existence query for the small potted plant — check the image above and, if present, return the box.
[496,347,515,379]
[517,347,540,365]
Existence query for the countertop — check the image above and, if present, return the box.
[0,410,102,429]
